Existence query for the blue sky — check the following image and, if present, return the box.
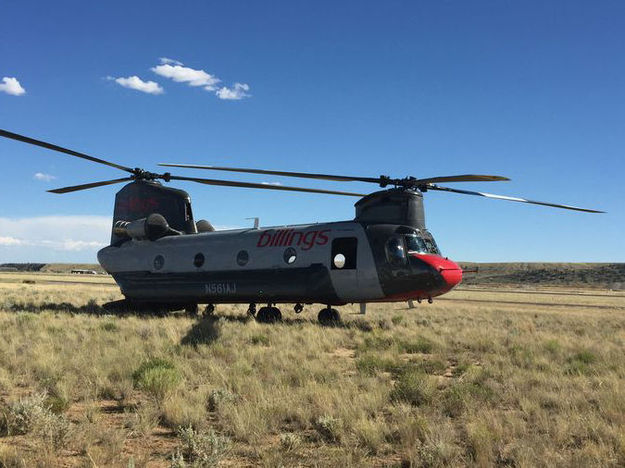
[0,0,623,263]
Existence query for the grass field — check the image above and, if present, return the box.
[0,273,624,467]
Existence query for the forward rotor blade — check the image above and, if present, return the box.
[160,163,511,187]
[414,174,510,184]
[160,163,383,184]
[169,175,367,197]
[0,129,134,173]
[48,177,134,194]
[428,184,604,213]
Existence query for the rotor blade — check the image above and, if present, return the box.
[160,163,383,184]
[0,128,134,173]
[48,177,134,194]
[160,163,511,187]
[428,184,605,213]
[414,174,510,184]
[169,175,367,197]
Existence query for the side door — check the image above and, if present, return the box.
[328,237,359,301]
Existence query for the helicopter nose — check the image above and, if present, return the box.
[415,254,463,289]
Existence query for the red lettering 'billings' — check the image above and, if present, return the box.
[257,228,331,249]
[257,230,274,247]
[301,231,318,250]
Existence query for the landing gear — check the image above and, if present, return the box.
[256,305,282,323]
[185,303,199,316]
[247,303,256,317]
[318,306,341,325]
[294,303,303,314]
[204,303,215,316]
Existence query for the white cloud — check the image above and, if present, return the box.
[33,172,56,182]
[151,62,220,91]
[0,77,26,96]
[0,236,23,246]
[216,83,250,100]
[0,216,110,262]
[159,57,183,66]
[113,76,164,95]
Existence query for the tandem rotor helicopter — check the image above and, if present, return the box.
[0,129,603,323]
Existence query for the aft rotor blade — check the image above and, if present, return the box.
[0,128,134,173]
[414,174,509,184]
[169,175,367,197]
[160,163,383,184]
[428,184,605,213]
[48,177,134,194]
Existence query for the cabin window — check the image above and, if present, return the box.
[237,250,249,266]
[283,247,297,264]
[154,255,165,270]
[385,237,406,265]
[193,253,205,268]
[331,237,357,270]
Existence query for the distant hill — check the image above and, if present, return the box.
[0,263,107,274]
[459,262,625,289]
[0,263,46,272]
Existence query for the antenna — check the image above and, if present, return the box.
[246,217,260,229]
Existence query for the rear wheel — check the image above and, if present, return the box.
[185,304,199,316]
[256,306,282,323]
[318,307,340,325]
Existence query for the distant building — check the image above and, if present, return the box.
[71,269,97,275]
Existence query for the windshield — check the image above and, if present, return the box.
[405,235,428,254]
[423,237,440,255]
[405,234,440,255]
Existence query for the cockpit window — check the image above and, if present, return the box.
[386,237,406,265]
[405,234,440,255]
[404,235,428,254]
[423,237,440,255]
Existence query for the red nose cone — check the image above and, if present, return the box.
[440,265,463,288]
[414,254,463,289]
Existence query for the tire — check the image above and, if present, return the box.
[318,308,340,325]
[256,306,282,323]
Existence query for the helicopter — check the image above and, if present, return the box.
[0,129,603,323]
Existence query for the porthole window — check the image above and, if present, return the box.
[237,250,249,266]
[333,253,346,269]
[154,255,165,270]
[193,253,205,268]
[284,247,297,264]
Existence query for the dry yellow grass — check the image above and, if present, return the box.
[0,273,623,467]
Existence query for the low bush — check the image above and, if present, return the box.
[133,358,182,401]
[399,337,434,354]
[315,415,343,443]
[390,371,435,406]
[175,425,230,466]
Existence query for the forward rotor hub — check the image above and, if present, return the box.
[131,169,171,182]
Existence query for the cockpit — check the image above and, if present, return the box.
[385,231,440,265]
